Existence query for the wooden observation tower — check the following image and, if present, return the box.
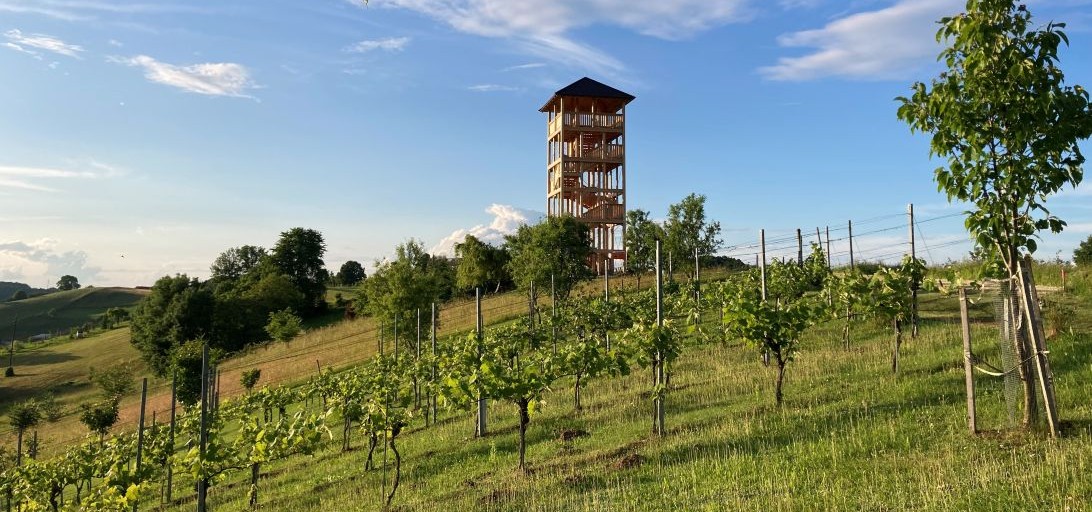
[540,77,634,273]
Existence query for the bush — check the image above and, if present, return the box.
[1075,235,1092,267]
[266,308,302,342]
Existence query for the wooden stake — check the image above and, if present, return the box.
[475,288,487,437]
[1018,257,1060,437]
[959,288,977,434]
[848,220,855,269]
[133,378,148,512]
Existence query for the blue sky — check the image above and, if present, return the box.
[1,0,1090,287]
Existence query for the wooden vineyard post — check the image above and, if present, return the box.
[796,228,803,266]
[430,303,438,423]
[133,377,148,512]
[551,274,557,355]
[909,203,919,338]
[1017,257,1061,437]
[604,260,610,301]
[197,344,209,512]
[959,288,977,434]
[759,230,767,301]
[654,239,665,437]
[475,288,487,438]
[415,308,421,409]
[848,220,855,269]
[760,229,770,367]
[824,226,832,270]
[166,372,176,503]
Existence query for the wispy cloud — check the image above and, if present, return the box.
[502,62,545,72]
[467,84,520,92]
[111,54,260,99]
[0,161,125,192]
[3,29,84,58]
[344,36,411,53]
[0,0,214,21]
[759,0,960,81]
[376,0,752,77]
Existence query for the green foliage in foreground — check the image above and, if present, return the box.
[167,292,1091,512]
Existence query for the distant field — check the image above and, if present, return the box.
[0,287,147,341]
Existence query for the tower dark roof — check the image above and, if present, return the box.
[540,77,635,112]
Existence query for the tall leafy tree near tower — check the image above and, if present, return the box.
[897,0,1092,426]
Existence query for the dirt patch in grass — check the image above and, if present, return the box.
[612,453,642,470]
[558,428,589,442]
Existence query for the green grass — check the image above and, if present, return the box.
[155,285,1092,512]
[0,287,146,341]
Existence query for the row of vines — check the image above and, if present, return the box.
[1,246,928,511]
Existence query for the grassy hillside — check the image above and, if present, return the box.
[165,285,1091,511]
[0,287,147,341]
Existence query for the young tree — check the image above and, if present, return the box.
[265,308,302,342]
[1075,235,1092,267]
[625,209,663,287]
[663,193,722,266]
[78,400,118,446]
[270,227,330,313]
[897,0,1092,427]
[723,262,821,406]
[505,216,594,301]
[444,322,555,471]
[358,239,448,337]
[56,275,81,291]
[556,298,631,411]
[240,368,261,393]
[90,364,135,403]
[864,257,923,373]
[336,260,367,286]
[454,235,510,294]
[8,400,40,465]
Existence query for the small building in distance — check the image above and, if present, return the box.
[540,77,634,274]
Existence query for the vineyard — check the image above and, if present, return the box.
[2,242,1089,511]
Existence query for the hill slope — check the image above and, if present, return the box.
[0,287,147,341]
[173,289,1092,511]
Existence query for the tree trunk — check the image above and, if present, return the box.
[1008,291,1038,428]
[518,400,530,471]
[248,462,260,508]
[891,318,902,374]
[365,432,378,471]
[775,353,786,407]
[15,430,22,467]
[573,372,582,412]
[843,306,851,350]
[385,430,402,509]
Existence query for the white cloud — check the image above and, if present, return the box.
[431,204,544,256]
[3,29,84,58]
[467,84,519,92]
[344,36,411,53]
[759,0,961,81]
[108,38,123,47]
[375,0,751,76]
[111,54,259,98]
[0,238,100,284]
